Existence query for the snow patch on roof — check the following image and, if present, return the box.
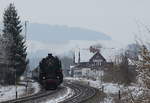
[74,48,122,63]
[75,49,94,63]
[101,48,123,62]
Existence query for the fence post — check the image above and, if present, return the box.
[118,90,121,100]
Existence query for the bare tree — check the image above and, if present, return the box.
[123,33,150,102]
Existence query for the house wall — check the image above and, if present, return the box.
[82,68,91,77]
[73,69,82,77]
[70,51,113,79]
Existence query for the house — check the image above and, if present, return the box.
[70,48,113,79]
[89,51,107,68]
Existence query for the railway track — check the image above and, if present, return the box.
[1,87,64,103]
[60,81,97,103]
[1,81,96,103]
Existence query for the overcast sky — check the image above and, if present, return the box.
[0,0,150,45]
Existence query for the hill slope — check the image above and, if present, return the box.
[27,23,111,43]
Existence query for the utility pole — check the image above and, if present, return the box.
[24,21,29,77]
[15,68,17,99]
[24,21,28,42]
[14,54,21,99]
[25,21,28,94]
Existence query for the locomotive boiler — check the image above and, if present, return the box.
[32,53,63,90]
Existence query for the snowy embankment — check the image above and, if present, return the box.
[65,77,121,94]
[0,85,25,102]
[31,82,41,94]
[44,86,74,103]
[65,77,144,103]
[0,81,40,102]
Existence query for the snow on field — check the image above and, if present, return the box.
[103,83,120,94]
[65,77,142,94]
[65,77,145,102]
[31,82,40,94]
[0,81,40,102]
[101,97,113,103]
[0,85,25,102]
[45,86,74,103]
[65,77,122,94]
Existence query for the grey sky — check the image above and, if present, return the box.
[0,0,149,45]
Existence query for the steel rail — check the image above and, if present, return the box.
[1,81,96,103]
[60,82,96,103]
[1,87,63,103]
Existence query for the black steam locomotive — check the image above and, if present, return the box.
[32,53,63,90]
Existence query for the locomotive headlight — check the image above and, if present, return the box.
[43,77,46,79]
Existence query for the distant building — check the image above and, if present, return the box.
[70,49,113,79]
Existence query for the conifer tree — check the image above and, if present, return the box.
[2,3,27,82]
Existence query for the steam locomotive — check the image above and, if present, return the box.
[32,53,63,90]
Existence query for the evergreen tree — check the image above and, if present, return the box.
[2,3,27,83]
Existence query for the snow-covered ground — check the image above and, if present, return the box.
[31,82,41,94]
[65,77,121,94]
[0,80,74,103]
[44,86,74,103]
[65,77,145,103]
[0,81,40,102]
[0,85,25,102]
